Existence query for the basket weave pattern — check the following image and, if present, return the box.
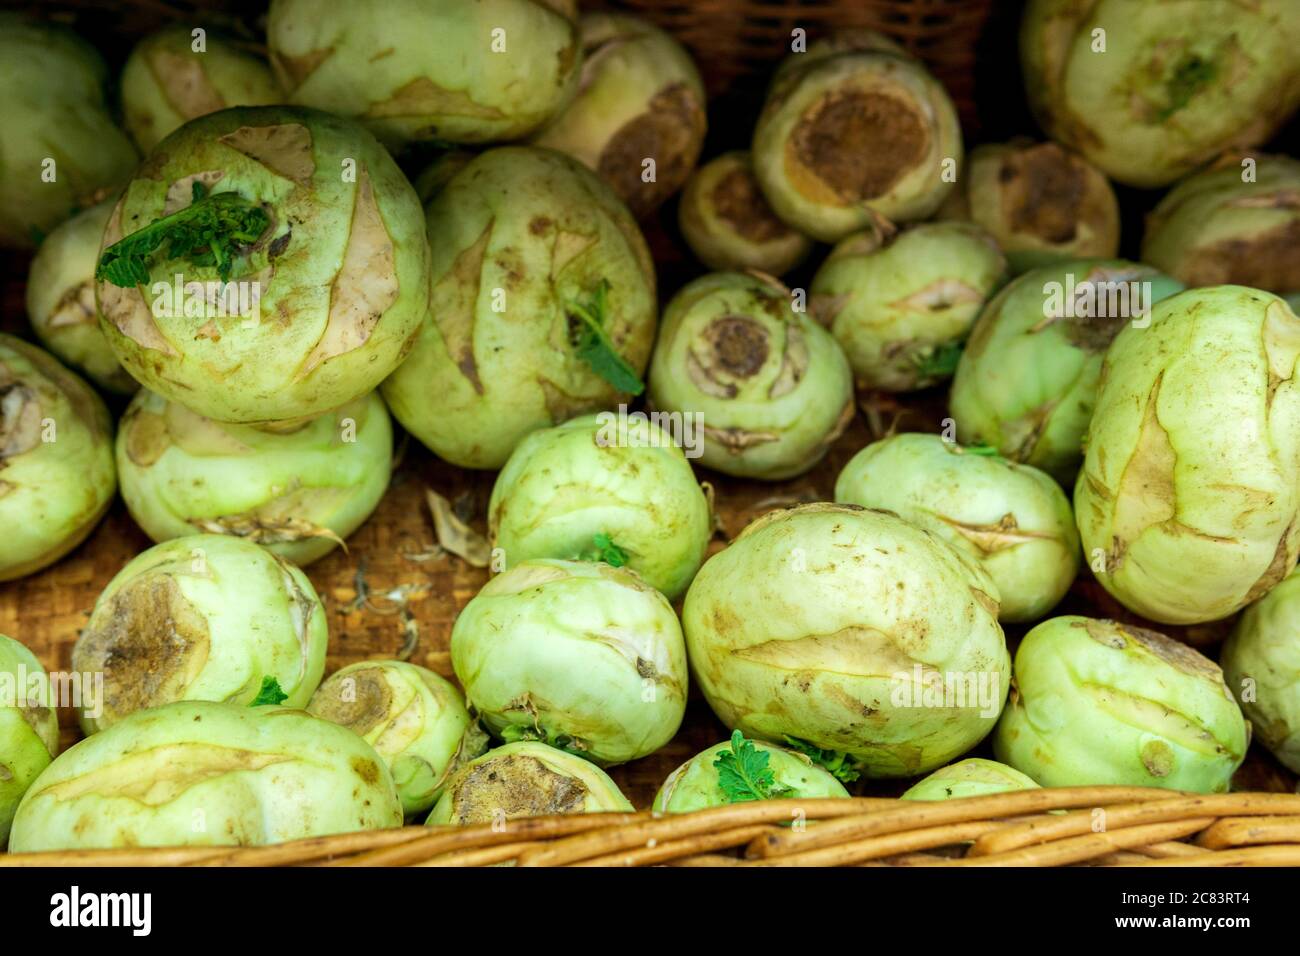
[4,789,1300,867]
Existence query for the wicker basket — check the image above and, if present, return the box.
[4,789,1300,867]
[2,0,1297,868]
[603,0,994,120]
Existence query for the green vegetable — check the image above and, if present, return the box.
[71,534,328,733]
[488,412,712,599]
[1075,286,1300,623]
[781,737,860,784]
[25,200,137,394]
[116,389,393,567]
[1142,153,1300,294]
[308,661,489,816]
[1220,565,1300,773]
[677,151,812,276]
[0,335,116,583]
[249,676,288,707]
[0,13,137,250]
[97,181,270,287]
[811,222,1007,393]
[949,259,1183,484]
[9,701,402,851]
[901,758,1040,801]
[582,534,629,568]
[427,741,633,826]
[381,146,657,470]
[653,735,850,814]
[1020,0,1300,187]
[0,635,60,844]
[752,38,961,241]
[937,140,1119,272]
[993,617,1248,793]
[568,279,645,395]
[647,271,853,480]
[121,25,283,152]
[451,559,688,766]
[531,11,706,217]
[267,0,581,146]
[834,433,1079,623]
[683,503,1009,779]
[714,731,792,803]
[96,105,430,426]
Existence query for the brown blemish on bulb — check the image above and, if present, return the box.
[122,404,170,467]
[72,575,212,724]
[218,124,315,183]
[151,49,225,120]
[272,47,334,89]
[447,754,588,823]
[311,668,393,734]
[298,167,398,377]
[998,142,1086,244]
[1177,198,1300,293]
[368,76,506,121]
[707,316,770,377]
[432,220,493,394]
[598,83,706,217]
[350,755,381,786]
[1050,266,1153,353]
[789,90,928,203]
[712,166,790,243]
[0,382,42,459]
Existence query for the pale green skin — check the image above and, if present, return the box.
[452,559,687,766]
[268,0,581,146]
[96,105,431,426]
[25,200,136,394]
[677,151,812,277]
[0,14,137,250]
[752,49,961,242]
[683,503,1010,779]
[901,758,1039,801]
[652,739,849,814]
[994,616,1249,793]
[938,140,1120,273]
[428,741,632,826]
[382,147,657,470]
[71,534,328,734]
[531,12,705,218]
[308,661,489,817]
[1021,0,1300,188]
[489,412,711,600]
[1141,155,1300,294]
[117,389,392,566]
[812,222,1007,392]
[9,701,402,852]
[1221,566,1300,773]
[0,335,116,582]
[950,259,1184,484]
[0,635,60,845]
[122,26,283,152]
[1075,286,1300,624]
[647,272,853,480]
[835,434,1079,623]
